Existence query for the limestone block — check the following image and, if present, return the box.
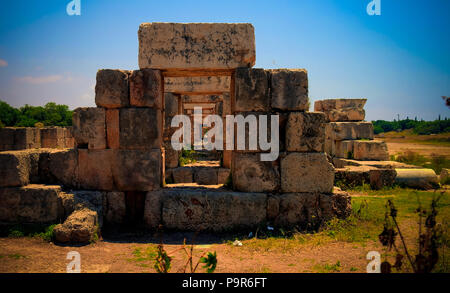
[143,190,163,229]
[217,168,230,184]
[40,127,65,148]
[164,93,179,130]
[194,168,218,185]
[129,69,163,108]
[334,140,354,158]
[138,23,255,69]
[234,68,270,112]
[353,140,389,161]
[72,107,106,149]
[0,151,31,187]
[48,149,78,188]
[315,99,367,111]
[164,141,179,169]
[280,152,334,193]
[14,128,41,150]
[165,76,230,93]
[54,208,99,244]
[104,191,126,224]
[119,108,162,150]
[325,122,374,141]
[0,184,62,223]
[95,69,130,108]
[270,69,309,111]
[77,149,114,191]
[106,109,119,149]
[161,189,266,231]
[285,112,326,152]
[335,166,375,187]
[369,169,397,190]
[232,152,280,192]
[0,128,15,150]
[111,149,161,191]
[440,168,450,184]
[319,188,352,220]
[172,167,193,183]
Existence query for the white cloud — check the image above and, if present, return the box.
[0,59,7,67]
[17,75,64,84]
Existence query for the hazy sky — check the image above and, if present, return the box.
[0,0,449,121]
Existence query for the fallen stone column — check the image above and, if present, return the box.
[395,168,439,189]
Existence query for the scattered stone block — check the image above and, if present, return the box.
[119,108,162,150]
[138,23,255,69]
[172,167,193,183]
[53,208,100,244]
[0,184,62,223]
[129,69,162,108]
[325,122,374,141]
[285,112,326,152]
[232,152,280,192]
[335,166,375,187]
[369,169,397,190]
[95,69,130,108]
[353,140,389,161]
[111,149,161,191]
[161,189,267,231]
[72,107,106,149]
[48,149,78,188]
[234,68,270,112]
[319,188,352,220]
[280,152,334,193]
[270,69,309,111]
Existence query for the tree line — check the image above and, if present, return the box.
[0,100,73,127]
[373,117,450,135]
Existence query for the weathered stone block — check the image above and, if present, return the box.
[0,184,62,223]
[165,76,231,93]
[232,152,280,192]
[138,23,255,69]
[369,169,397,190]
[119,108,162,150]
[164,141,179,169]
[103,191,126,224]
[280,152,334,193]
[0,128,15,150]
[54,208,99,244]
[194,168,218,185]
[217,168,230,185]
[270,69,309,111]
[111,149,161,191]
[106,109,119,149]
[41,127,65,148]
[285,112,326,152]
[353,140,389,161]
[95,69,130,108]
[315,99,367,111]
[48,149,78,187]
[72,107,106,149]
[161,189,266,231]
[0,151,31,187]
[77,149,114,190]
[325,122,374,141]
[172,167,193,183]
[234,68,270,112]
[143,190,163,229]
[395,168,439,189]
[129,69,162,108]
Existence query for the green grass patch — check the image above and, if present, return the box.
[128,246,158,264]
[1,224,57,242]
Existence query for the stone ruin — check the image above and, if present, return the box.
[0,23,354,244]
[0,127,74,151]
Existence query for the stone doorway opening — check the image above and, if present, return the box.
[162,71,233,187]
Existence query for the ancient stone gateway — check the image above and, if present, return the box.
[0,23,352,243]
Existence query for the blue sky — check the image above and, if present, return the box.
[0,0,449,121]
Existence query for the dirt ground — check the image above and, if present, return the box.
[0,232,382,273]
